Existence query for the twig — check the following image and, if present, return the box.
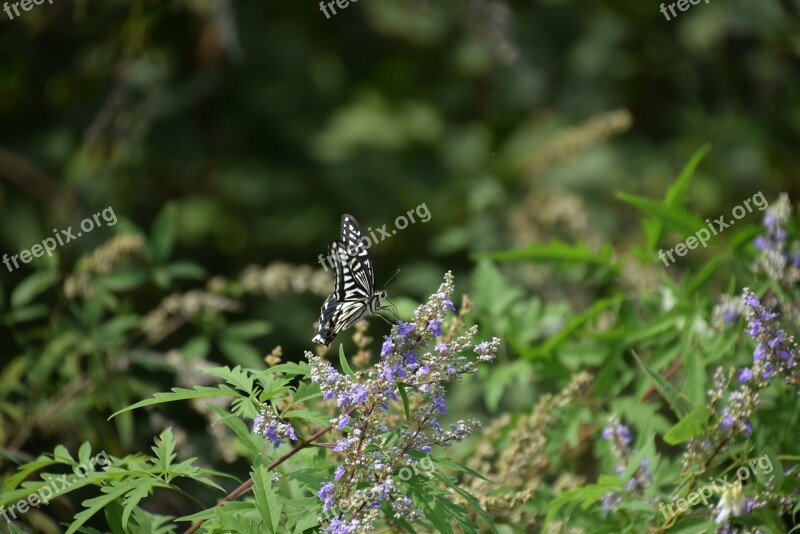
[182,404,358,534]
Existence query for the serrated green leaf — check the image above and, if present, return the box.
[663,405,710,445]
[66,484,133,534]
[109,385,241,419]
[151,428,176,473]
[617,193,706,237]
[632,350,693,418]
[204,366,254,394]
[252,465,283,533]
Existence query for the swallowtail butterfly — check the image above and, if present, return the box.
[312,214,391,346]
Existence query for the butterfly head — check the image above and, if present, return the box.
[372,290,387,311]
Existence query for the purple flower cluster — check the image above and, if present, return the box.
[741,288,800,388]
[754,193,800,287]
[306,272,500,532]
[252,409,298,449]
[600,416,651,514]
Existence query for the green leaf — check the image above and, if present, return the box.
[543,481,620,529]
[522,295,622,359]
[431,456,494,483]
[479,240,616,269]
[10,270,56,308]
[663,405,711,445]
[122,479,164,529]
[632,350,693,418]
[639,144,711,253]
[264,362,310,377]
[165,261,206,280]
[208,403,262,457]
[290,382,322,405]
[6,303,49,323]
[339,344,355,377]
[252,465,283,533]
[617,193,707,237]
[204,366,255,394]
[282,409,329,427]
[152,428,177,473]
[151,202,178,262]
[397,383,410,420]
[109,385,241,419]
[686,254,727,295]
[757,449,783,490]
[219,339,264,369]
[96,270,148,292]
[224,320,272,340]
[66,484,133,534]
[665,144,711,206]
[183,336,210,359]
[433,471,498,534]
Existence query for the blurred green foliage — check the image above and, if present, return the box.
[2,0,800,532]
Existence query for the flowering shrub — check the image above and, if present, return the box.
[3,152,800,533]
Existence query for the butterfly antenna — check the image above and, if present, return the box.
[376,313,395,327]
[381,268,401,291]
[384,298,401,321]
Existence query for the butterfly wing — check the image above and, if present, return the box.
[340,214,375,297]
[312,293,339,346]
[312,230,374,345]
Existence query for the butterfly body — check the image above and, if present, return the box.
[312,215,388,346]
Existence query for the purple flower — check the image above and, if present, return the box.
[337,415,351,430]
[397,322,415,338]
[724,310,739,323]
[443,299,456,312]
[334,465,346,480]
[742,420,753,436]
[381,338,394,358]
[253,411,297,448]
[738,367,753,382]
[428,320,442,337]
[336,393,352,407]
[333,438,351,452]
[720,413,734,432]
[600,492,621,515]
[317,482,335,511]
[433,396,447,414]
[352,385,369,404]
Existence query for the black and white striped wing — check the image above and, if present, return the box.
[340,214,375,298]
[312,238,372,346]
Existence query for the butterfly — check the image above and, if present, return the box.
[312,214,397,346]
